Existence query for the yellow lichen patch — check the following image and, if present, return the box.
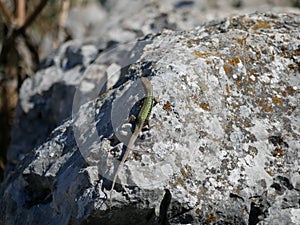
[187,39,200,47]
[192,51,206,58]
[234,81,242,90]
[206,213,217,224]
[192,51,218,58]
[247,87,255,97]
[181,75,188,84]
[163,101,172,111]
[263,106,273,112]
[132,152,139,161]
[177,177,186,188]
[225,124,233,133]
[249,76,256,82]
[272,147,284,158]
[191,95,198,103]
[242,207,247,215]
[197,187,207,198]
[272,96,283,107]
[248,146,258,156]
[189,191,197,196]
[252,20,271,30]
[185,104,191,110]
[288,63,298,70]
[180,165,192,179]
[285,86,296,96]
[200,102,210,111]
[237,38,244,45]
[223,64,230,74]
[186,164,192,171]
[242,77,249,85]
[199,83,208,90]
[228,57,240,67]
[242,119,254,128]
[279,45,300,58]
[180,168,188,178]
[195,208,202,215]
[237,33,249,45]
[265,169,274,177]
[255,98,273,112]
[226,85,231,94]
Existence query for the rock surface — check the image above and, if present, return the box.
[7,0,300,171]
[1,7,300,225]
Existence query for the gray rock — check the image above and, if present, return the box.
[1,12,300,225]
[10,0,300,168]
[7,40,99,165]
[64,0,300,42]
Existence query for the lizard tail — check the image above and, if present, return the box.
[109,130,138,207]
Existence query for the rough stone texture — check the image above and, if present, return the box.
[7,0,300,172]
[38,0,300,58]
[65,0,300,41]
[7,41,99,164]
[1,11,299,225]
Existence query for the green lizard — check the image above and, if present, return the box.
[110,77,153,206]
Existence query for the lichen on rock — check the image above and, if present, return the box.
[1,11,300,225]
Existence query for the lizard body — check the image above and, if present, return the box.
[109,77,153,206]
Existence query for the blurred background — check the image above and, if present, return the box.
[0,0,299,181]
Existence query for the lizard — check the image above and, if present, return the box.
[109,76,153,206]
